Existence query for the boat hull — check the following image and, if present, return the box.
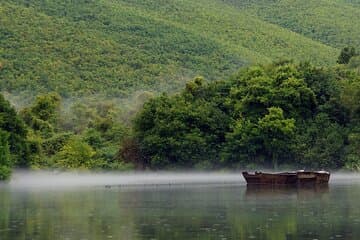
[242,171,330,186]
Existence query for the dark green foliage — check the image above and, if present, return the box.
[344,127,360,171]
[0,130,11,180]
[293,114,347,169]
[41,133,73,156]
[134,62,360,170]
[20,93,61,138]
[0,94,29,167]
[337,47,358,64]
[258,107,295,168]
[134,92,230,168]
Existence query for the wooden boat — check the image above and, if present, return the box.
[242,170,330,186]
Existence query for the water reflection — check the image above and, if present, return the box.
[245,185,329,200]
[0,183,360,240]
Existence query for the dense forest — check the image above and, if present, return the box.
[1,0,360,179]
[1,48,360,179]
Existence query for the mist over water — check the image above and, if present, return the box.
[5,170,360,189]
[7,171,246,189]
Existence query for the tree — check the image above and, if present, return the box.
[222,119,263,166]
[344,129,360,171]
[293,114,346,168]
[30,93,61,123]
[0,130,11,180]
[53,137,97,169]
[337,47,357,64]
[20,93,61,138]
[258,107,295,168]
[0,94,29,167]
[134,90,230,168]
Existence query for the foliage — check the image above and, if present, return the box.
[258,107,295,168]
[344,128,360,171]
[293,114,347,169]
[1,0,359,174]
[20,93,61,138]
[52,137,97,169]
[226,0,360,49]
[0,93,29,167]
[0,130,11,180]
[337,47,358,64]
[134,61,360,170]
[0,0,349,97]
[14,91,133,170]
[134,91,230,168]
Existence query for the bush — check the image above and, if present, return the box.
[0,166,11,181]
[0,130,11,181]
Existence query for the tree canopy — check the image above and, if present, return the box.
[133,61,360,170]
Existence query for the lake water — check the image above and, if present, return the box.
[1,172,360,240]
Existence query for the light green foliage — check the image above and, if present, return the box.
[52,137,98,169]
[30,93,61,123]
[348,56,360,73]
[0,0,347,97]
[226,0,360,49]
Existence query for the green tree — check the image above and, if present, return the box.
[293,114,346,168]
[20,93,61,138]
[0,94,29,166]
[52,137,99,169]
[134,90,229,168]
[0,130,11,180]
[222,119,263,166]
[337,47,357,64]
[258,107,295,168]
[344,129,360,171]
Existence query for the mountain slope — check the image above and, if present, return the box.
[224,0,360,48]
[0,0,353,96]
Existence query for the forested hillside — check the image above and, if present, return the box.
[2,0,358,96]
[1,0,360,179]
[225,0,360,48]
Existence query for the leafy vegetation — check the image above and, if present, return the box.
[226,0,360,49]
[1,0,360,179]
[1,49,360,180]
[0,0,345,97]
[133,58,360,170]
[0,94,29,180]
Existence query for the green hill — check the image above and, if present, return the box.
[0,0,357,96]
[224,0,360,49]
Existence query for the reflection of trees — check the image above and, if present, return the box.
[0,188,138,240]
[1,185,360,240]
[226,185,360,240]
[131,187,231,240]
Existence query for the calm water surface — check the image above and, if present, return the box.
[1,173,360,240]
